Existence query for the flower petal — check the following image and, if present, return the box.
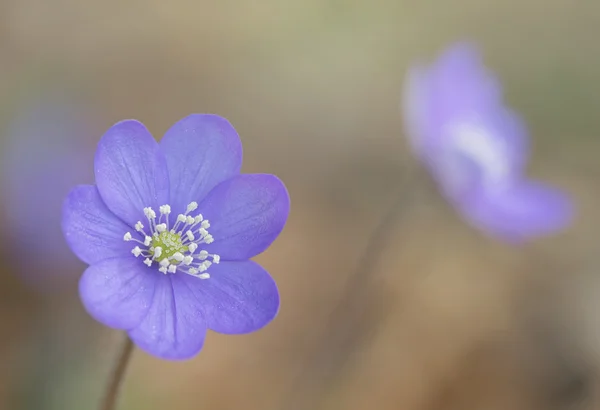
[179,260,279,334]
[199,174,290,260]
[128,275,207,360]
[62,185,134,265]
[94,120,170,227]
[160,114,242,216]
[432,42,502,118]
[79,257,157,330]
[459,180,574,242]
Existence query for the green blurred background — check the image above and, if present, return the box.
[1,1,600,409]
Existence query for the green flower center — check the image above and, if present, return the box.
[152,231,188,263]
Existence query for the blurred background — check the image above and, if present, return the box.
[1,1,600,409]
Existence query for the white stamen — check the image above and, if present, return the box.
[124,202,220,280]
[172,252,184,262]
[159,205,171,215]
[186,230,195,241]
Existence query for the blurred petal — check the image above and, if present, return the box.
[461,180,574,242]
[62,185,133,265]
[180,260,279,334]
[0,94,95,265]
[432,42,502,117]
[160,114,242,216]
[95,120,170,227]
[128,275,207,360]
[403,42,528,172]
[199,174,290,260]
[79,257,157,330]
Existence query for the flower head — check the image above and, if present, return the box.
[62,114,290,360]
[0,93,95,287]
[402,42,573,242]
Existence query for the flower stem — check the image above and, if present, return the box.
[283,169,422,409]
[100,336,134,410]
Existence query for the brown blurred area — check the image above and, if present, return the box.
[1,1,600,409]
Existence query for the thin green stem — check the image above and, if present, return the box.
[100,336,134,410]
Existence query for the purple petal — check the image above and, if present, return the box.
[62,185,133,265]
[179,260,279,334]
[432,42,502,118]
[459,180,574,242]
[94,120,170,227]
[160,114,242,216]
[199,174,290,260]
[79,257,157,330]
[403,43,529,173]
[128,275,207,360]
[1,94,96,265]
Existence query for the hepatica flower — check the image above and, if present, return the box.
[62,114,290,360]
[1,94,94,287]
[402,43,573,242]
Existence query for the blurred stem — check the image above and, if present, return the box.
[100,336,134,410]
[283,169,421,410]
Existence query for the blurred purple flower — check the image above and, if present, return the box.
[402,43,573,242]
[0,95,95,285]
[62,114,290,360]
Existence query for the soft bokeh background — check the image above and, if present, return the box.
[1,1,600,409]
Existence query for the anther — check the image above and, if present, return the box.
[172,252,184,262]
[186,202,198,213]
[186,230,195,241]
[159,205,171,215]
[123,232,132,241]
[131,246,142,257]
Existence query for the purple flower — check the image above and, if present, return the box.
[402,43,573,242]
[62,114,290,360]
[0,94,96,288]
